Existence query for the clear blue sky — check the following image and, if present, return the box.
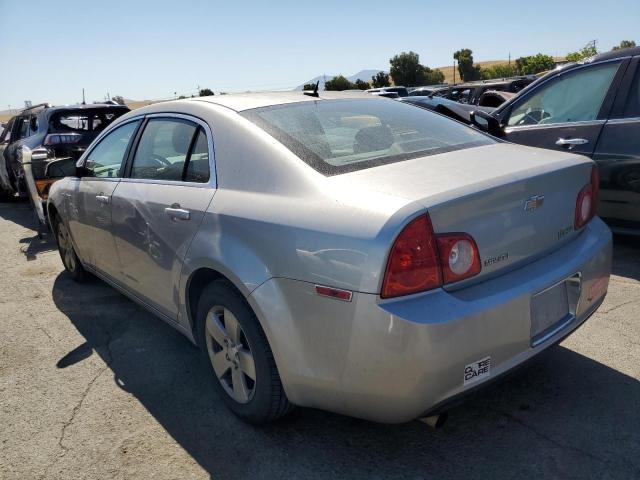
[1,0,638,108]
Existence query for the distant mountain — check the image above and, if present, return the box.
[294,69,386,90]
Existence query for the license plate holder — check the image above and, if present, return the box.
[530,276,579,346]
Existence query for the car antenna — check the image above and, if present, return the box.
[303,80,320,98]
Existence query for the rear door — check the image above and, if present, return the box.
[593,56,640,231]
[111,115,215,320]
[499,59,628,157]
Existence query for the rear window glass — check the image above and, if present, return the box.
[49,109,127,133]
[241,99,494,175]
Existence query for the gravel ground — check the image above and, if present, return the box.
[1,200,639,480]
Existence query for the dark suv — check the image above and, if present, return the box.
[0,103,129,222]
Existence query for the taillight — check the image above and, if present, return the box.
[575,165,599,229]
[436,234,481,284]
[44,133,82,145]
[381,214,481,298]
[381,215,441,298]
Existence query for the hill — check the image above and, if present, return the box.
[295,69,385,90]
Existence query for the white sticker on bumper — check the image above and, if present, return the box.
[464,356,491,386]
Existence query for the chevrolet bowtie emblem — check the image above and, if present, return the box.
[524,195,545,211]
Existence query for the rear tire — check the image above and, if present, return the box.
[53,215,87,282]
[196,279,292,423]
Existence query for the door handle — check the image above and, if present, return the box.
[95,195,110,204]
[555,137,589,148]
[165,206,190,221]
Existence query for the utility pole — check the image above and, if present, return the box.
[453,58,456,84]
[82,88,86,105]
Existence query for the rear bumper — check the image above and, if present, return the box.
[249,218,612,423]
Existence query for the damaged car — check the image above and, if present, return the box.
[0,103,129,222]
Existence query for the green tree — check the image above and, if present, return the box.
[199,88,215,96]
[354,79,370,90]
[389,51,427,87]
[566,43,598,62]
[515,53,555,75]
[454,49,481,82]
[371,71,390,88]
[612,40,636,51]
[324,75,355,91]
[481,64,517,80]
[423,67,445,85]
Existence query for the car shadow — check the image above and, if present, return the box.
[51,273,640,479]
[0,199,55,260]
[612,234,640,281]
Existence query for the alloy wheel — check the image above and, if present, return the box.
[57,222,76,272]
[205,306,256,404]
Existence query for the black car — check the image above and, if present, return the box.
[432,76,536,106]
[0,103,129,221]
[470,47,640,235]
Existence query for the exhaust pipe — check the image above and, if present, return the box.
[419,412,448,428]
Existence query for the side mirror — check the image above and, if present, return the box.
[75,164,92,178]
[470,110,500,135]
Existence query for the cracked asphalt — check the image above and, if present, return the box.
[1,200,639,480]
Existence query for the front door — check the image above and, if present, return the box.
[111,117,215,319]
[67,119,141,278]
[500,60,626,157]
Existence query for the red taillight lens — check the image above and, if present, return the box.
[436,234,481,284]
[575,165,599,229]
[381,215,441,298]
[44,133,82,145]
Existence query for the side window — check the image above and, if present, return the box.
[18,117,29,139]
[130,119,197,181]
[623,65,640,118]
[85,121,140,178]
[184,128,210,183]
[507,62,620,127]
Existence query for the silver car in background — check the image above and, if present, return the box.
[48,92,611,424]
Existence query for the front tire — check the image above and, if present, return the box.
[196,280,292,423]
[53,216,87,282]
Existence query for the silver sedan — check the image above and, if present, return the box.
[47,92,612,424]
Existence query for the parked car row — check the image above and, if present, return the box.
[47,89,611,425]
[0,102,129,223]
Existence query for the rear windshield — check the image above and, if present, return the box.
[49,108,128,134]
[241,99,494,175]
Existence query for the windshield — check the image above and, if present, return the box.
[241,99,494,175]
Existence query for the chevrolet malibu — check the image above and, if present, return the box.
[47,92,612,424]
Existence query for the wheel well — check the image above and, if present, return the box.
[187,268,242,337]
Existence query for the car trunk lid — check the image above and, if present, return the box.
[332,143,594,285]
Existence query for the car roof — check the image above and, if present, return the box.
[591,46,640,62]
[187,90,377,112]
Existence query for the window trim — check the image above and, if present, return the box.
[499,57,629,129]
[120,113,216,188]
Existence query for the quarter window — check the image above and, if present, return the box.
[85,121,140,178]
[507,62,620,127]
[184,129,210,183]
